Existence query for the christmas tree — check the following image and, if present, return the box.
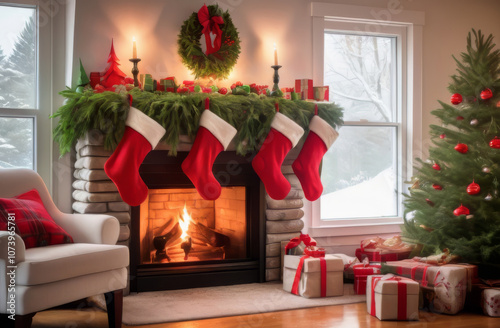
[402,30,500,265]
[101,39,126,88]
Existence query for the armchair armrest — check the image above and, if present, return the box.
[53,213,120,245]
[0,231,25,264]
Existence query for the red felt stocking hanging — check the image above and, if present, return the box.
[292,106,338,201]
[252,105,304,200]
[105,105,166,206]
[182,98,237,200]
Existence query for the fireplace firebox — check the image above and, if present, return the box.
[130,150,265,292]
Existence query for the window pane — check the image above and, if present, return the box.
[0,5,37,109]
[320,126,398,219]
[324,33,396,122]
[0,117,34,169]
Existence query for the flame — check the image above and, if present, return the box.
[179,204,191,240]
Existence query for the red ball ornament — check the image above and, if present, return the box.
[432,163,441,170]
[457,116,464,121]
[440,134,446,139]
[453,204,470,216]
[480,88,493,100]
[218,87,228,95]
[432,184,443,190]
[466,181,480,195]
[451,93,463,105]
[455,143,468,154]
[489,136,500,149]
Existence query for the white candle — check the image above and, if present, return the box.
[132,37,137,59]
[274,43,278,66]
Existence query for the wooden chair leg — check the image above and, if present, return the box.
[105,289,123,328]
[15,313,35,328]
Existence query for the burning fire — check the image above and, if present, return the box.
[179,204,191,240]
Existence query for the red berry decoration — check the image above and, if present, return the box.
[440,134,446,139]
[451,93,463,105]
[432,163,441,170]
[466,181,480,195]
[453,204,470,216]
[480,88,493,100]
[454,143,468,154]
[489,136,500,149]
[432,184,443,190]
[457,116,464,121]
[218,87,228,95]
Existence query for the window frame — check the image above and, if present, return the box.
[0,0,52,189]
[307,3,424,237]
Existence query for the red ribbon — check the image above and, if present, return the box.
[370,275,409,319]
[285,233,316,255]
[291,249,326,297]
[197,4,224,55]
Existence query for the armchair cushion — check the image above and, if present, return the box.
[16,243,129,285]
[0,189,73,248]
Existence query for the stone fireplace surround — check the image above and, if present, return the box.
[72,131,305,290]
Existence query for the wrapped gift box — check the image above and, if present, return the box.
[356,248,411,262]
[482,288,500,317]
[283,254,344,298]
[382,260,469,314]
[367,274,419,321]
[353,263,382,295]
[295,79,314,100]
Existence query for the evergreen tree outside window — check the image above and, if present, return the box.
[0,4,37,169]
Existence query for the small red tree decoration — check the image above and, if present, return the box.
[101,39,127,88]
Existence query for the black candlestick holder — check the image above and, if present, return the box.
[271,65,283,97]
[129,58,141,87]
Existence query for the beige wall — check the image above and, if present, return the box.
[55,0,500,249]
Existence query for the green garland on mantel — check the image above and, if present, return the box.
[52,88,344,156]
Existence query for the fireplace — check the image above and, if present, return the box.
[130,150,265,292]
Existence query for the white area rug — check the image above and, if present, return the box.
[123,282,365,325]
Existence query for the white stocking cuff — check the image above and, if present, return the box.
[270,112,304,147]
[199,110,237,150]
[126,107,166,148]
[309,115,338,149]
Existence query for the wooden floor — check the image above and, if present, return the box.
[31,302,498,328]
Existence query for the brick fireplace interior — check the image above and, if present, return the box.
[130,150,266,292]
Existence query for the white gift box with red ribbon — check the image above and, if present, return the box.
[283,253,344,298]
[366,274,420,321]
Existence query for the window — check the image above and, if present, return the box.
[309,3,423,235]
[0,1,52,185]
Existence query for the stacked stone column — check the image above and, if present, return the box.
[264,165,304,281]
[72,130,131,247]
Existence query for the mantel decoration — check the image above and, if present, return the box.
[52,88,343,157]
[177,4,241,80]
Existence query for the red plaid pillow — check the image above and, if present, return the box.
[0,189,73,248]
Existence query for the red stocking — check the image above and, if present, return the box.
[182,99,237,200]
[252,112,304,200]
[104,107,166,206]
[292,114,338,201]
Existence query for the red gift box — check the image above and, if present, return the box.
[356,248,411,262]
[354,275,368,294]
[295,79,313,100]
[353,263,382,276]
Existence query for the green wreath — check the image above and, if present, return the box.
[178,4,241,80]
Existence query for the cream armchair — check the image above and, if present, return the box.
[0,168,129,328]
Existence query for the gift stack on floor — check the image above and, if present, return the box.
[72,130,131,247]
[265,165,305,281]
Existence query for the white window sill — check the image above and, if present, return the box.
[307,221,403,238]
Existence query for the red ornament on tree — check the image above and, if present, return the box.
[218,87,228,95]
[453,204,470,216]
[440,134,446,139]
[466,181,480,195]
[432,184,443,190]
[480,88,493,100]
[451,93,463,105]
[455,143,468,154]
[489,136,500,149]
[432,163,441,170]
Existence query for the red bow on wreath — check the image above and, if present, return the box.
[198,4,224,55]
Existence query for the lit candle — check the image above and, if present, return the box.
[132,37,137,59]
[274,42,278,66]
